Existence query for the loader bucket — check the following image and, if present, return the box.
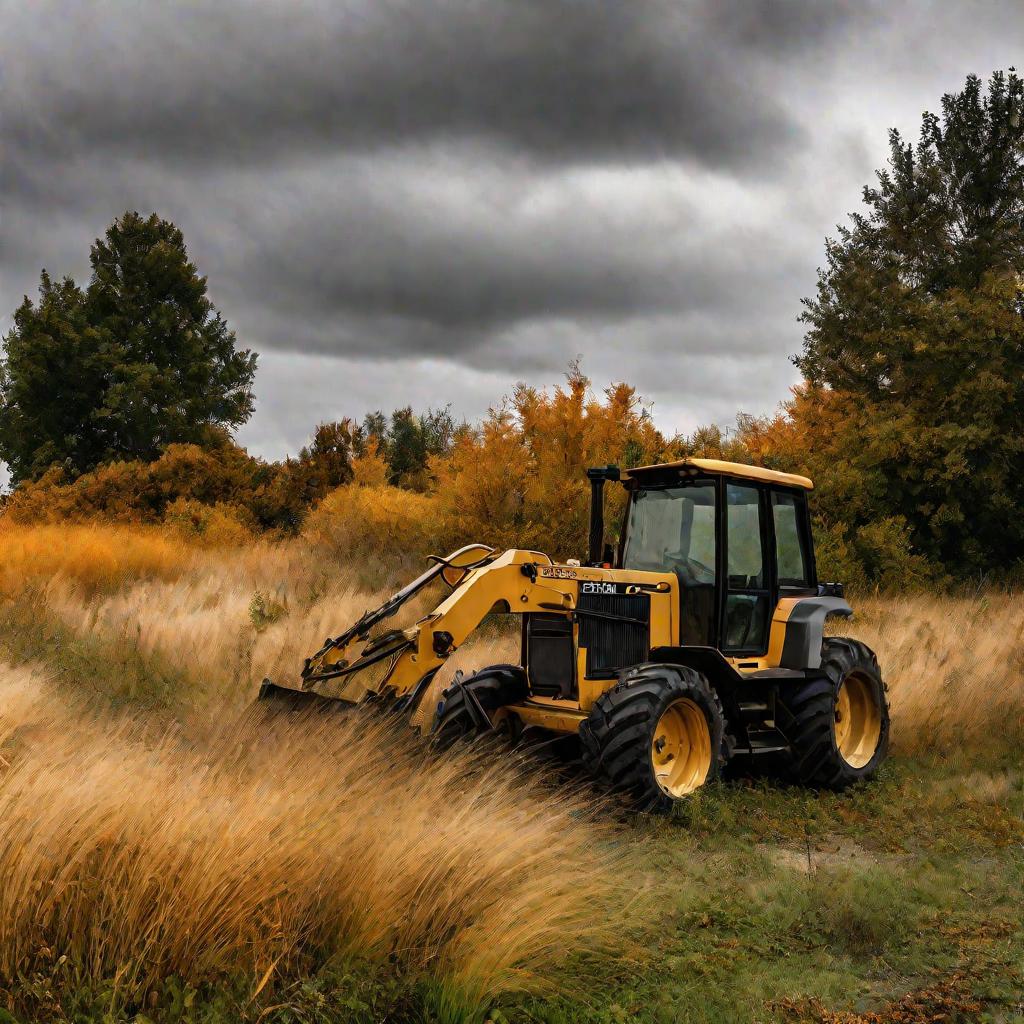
[256,678,353,715]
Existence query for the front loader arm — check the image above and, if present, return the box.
[275,547,572,710]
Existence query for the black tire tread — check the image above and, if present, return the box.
[778,637,889,789]
[579,663,727,811]
[430,663,526,748]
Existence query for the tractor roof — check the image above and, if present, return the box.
[622,457,813,490]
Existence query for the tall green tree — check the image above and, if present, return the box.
[798,70,1024,576]
[0,212,257,483]
[386,407,430,485]
[361,405,460,487]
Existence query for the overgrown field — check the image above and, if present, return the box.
[0,522,1021,1023]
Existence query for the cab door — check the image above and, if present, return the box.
[720,481,771,655]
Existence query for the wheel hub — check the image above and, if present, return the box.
[651,698,712,797]
[834,673,882,769]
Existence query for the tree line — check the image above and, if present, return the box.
[2,71,1023,587]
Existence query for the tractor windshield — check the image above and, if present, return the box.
[622,483,718,644]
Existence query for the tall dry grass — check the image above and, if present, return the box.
[2,522,1024,750]
[848,592,1024,754]
[0,663,627,1013]
[0,522,432,708]
[0,522,196,596]
[2,521,1024,1019]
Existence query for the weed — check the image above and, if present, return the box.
[247,589,287,632]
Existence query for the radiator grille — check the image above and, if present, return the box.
[578,592,650,676]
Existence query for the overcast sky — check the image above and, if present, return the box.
[3,1,1024,480]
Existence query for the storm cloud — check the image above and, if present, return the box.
[2,0,1024,469]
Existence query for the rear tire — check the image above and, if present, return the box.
[778,637,889,789]
[579,664,726,812]
[430,664,527,750]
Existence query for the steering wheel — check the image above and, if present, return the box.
[667,552,715,585]
[685,556,715,585]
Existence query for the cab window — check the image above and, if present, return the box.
[622,483,717,646]
[622,484,716,581]
[772,490,811,588]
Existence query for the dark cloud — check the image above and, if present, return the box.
[3,0,866,176]
[231,162,790,337]
[2,0,1023,484]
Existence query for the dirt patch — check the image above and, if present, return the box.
[766,838,906,874]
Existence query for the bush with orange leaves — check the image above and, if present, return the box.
[2,421,364,536]
[3,443,268,526]
[303,482,436,561]
[428,367,676,559]
[300,368,676,564]
[0,366,951,588]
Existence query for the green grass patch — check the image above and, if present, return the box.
[509,765,1024,1024]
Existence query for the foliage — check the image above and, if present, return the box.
[295,420,361,492]
[2,424,366,534]
[248,589,287,632]
[4,443,264,525]
[305,368,675,562]
[797,70,1024,579]
[164,498,255,546]
[430,365,672,558]
[350,439,390,487]
[363,405,461,488]
[303,482,437,559]
[0,212,257,483]
[674,419,754,464]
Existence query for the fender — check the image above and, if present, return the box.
[779,596,853,670]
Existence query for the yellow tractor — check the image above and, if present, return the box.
[261,458,889,810]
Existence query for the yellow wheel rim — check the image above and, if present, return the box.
[651,698,712,797]
[834,673,882,769]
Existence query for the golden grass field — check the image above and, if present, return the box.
[0,521,1022,1023]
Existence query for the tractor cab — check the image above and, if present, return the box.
[591,459,818,659]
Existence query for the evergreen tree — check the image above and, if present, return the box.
[359,405,460,487]
[798,70,1024,575]
[386,407,429,485]
[0,273,100,481]
[0,212,257,482]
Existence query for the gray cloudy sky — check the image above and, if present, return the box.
[3,1,1024,477]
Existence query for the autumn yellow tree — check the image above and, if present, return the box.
[431,367,672,558]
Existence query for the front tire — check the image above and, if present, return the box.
[579,664,726,812]
[778,637,889,789]
[430,664,527,750]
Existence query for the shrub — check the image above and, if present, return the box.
[815,516,943,593]
[3,443,264,525]
[430,368,673,559]
[350,440,390,488]
[303,483,438,560]
[164,498,254,546]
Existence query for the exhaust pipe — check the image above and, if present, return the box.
[586,465,620,565]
